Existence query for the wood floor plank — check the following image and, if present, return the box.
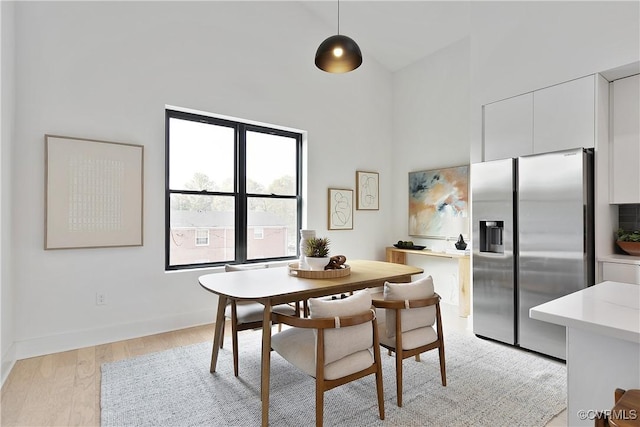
[69,346,97,427]
[1,357,43,426]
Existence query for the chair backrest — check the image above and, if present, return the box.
[308,290,373,365]
[383,276,436,338]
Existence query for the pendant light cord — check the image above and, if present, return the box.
[337,0,340,35]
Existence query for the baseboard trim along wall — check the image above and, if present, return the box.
[1,343,17,388]
[12,309,215,362]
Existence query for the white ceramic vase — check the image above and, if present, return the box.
[306,256,329,271]
[299,229,316,269]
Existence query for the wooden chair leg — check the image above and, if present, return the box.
[373,341,385,420]
[396,348,403,407]
[315,383,324,427]
[231,303,239,377]
[415,354,421,362]
[594,412,609,427]
[439,342,447,386]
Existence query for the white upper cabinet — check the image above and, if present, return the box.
[484,93,533,161]
[533,75,596,153]
[610,74,640,204]
[483,75,597,161]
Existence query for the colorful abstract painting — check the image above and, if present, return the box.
[408,165,469,238]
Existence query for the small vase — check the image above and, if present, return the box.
[306,256,329,271]
[299,229,316,269]
[455,234,467,250]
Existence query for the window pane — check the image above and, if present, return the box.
[246,131,297,195]
[195,229,209,246]
[247,197,297,260]
[169,194,235,266]
[169,118,235,192]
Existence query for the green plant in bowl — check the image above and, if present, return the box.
[616,228,640,256]
[617,228,640,242]
[304,237,330,257]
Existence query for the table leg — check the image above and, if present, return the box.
[261,300,272,427]
[458,258,470,317]
[210,295,228,373]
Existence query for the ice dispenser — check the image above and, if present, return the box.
[480,221,504,254]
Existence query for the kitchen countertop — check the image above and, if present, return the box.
[530,281,640,343]
[598,254,640,265]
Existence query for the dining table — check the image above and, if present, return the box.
[198,259,424,426]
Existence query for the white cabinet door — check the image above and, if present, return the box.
[483,93,533,161]
[610,74,640,204]
[602,262,640,285]
[533,75,596,153]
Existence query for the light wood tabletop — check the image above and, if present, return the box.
[199,259,424,426]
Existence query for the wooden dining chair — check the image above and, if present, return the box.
[270,290,385,427]
[220,264,299,377]
[371,275,446,407]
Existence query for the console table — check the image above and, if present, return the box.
[386,247,470,317]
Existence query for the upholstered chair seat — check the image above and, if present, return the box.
[224,300,295,325]
[271,327,374,381]
[371,275,446,407]
[375,308,438,350]
[270,290,385,426]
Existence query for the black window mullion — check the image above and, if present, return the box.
[165,110,172,269]
[236,124,248,263]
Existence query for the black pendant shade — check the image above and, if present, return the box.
[315,34,362,73]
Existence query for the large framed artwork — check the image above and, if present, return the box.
[408,165,469,238]
[356,170,379,210]
[328,188,353,230]
[45,134,144,249]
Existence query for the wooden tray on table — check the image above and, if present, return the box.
[288,263,351,279]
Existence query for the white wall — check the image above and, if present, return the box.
[1,0,16,384]
[8,1,394,360]
[391,37,472,302]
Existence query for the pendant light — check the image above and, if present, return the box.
[315,0,362,73]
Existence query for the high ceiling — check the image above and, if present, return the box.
[300,1,472,72]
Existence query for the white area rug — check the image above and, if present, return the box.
[101,329,566,426]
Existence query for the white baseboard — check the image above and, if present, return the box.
[1,343,16,387]
[13,309,215,361]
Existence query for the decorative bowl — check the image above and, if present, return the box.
[616,241,640,256]
[393,244,426,250]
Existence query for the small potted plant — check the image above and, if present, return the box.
[616,228,640,256]
[304,237,330,270]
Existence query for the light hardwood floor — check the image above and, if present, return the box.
[1,324,216,427]
[1,304,567,426]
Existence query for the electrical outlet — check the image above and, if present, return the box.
[96,293,107,305]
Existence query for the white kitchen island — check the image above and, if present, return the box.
[530,281,640,427]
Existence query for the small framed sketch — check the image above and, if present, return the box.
[356,171,379,210]
[328,188,353,230]
[45,134,144,249]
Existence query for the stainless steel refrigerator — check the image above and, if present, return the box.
[471,148,594,360]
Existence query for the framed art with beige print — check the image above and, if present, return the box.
[45,134,144,249]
